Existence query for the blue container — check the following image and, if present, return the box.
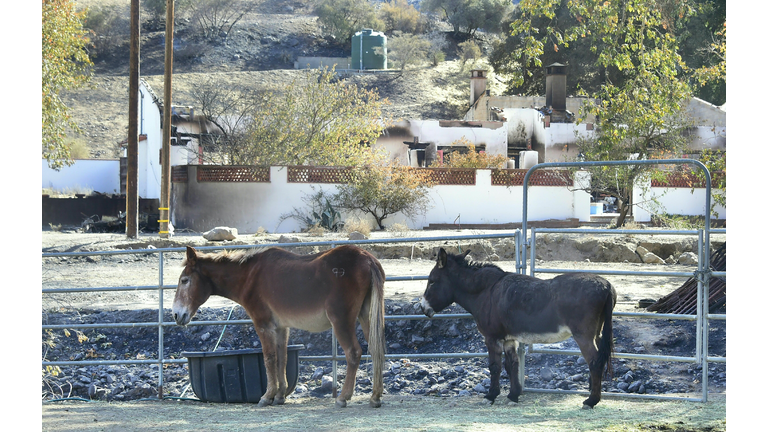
[182,345,304,403]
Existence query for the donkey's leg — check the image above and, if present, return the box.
[329,316,363,408]
[272,327,290,405]
[573,332,603,409]
[254,325,279,407]
[483,338,503,404]
[503,340,522,403]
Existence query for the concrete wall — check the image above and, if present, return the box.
[171,166,591,234]
[633,182,726,222]
[42,159,121,195]
[295,56,352,70]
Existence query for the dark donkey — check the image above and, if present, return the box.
[419,248,616,408]
[173,245,386,408]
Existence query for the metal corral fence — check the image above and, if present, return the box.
[42,227,724,403]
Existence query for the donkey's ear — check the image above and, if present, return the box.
[437,248,448,268]
[185,246,197,265]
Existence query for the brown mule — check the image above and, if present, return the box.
[419,248,615,408]
[173,245,386,408]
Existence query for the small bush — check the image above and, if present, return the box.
[458,40,482,68]
[386,222,411,237]
[343,217,371,236]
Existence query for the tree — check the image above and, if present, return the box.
[187,0,258,39]
[507,0,697,227]
[379,0,426,34]
[334,159,435,230]
[315,0,384,46]
[244,68,388,167]
[189,77,265,165]
[421,0,510,36]
[489,1,603,95]
[42,0,93,170]
[458,39,482,69]
[387,32,432,72]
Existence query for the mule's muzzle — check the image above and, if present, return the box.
[419,298,435,318]
[173,311,190,326]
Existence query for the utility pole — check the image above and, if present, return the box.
[125,0,140,238]
[159,0,175,238]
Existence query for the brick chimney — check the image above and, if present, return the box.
[470,69,487,107]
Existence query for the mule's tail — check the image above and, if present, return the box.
[368,262,386,405]
[598,285,616,379]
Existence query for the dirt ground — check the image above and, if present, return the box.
[42,393,726,432]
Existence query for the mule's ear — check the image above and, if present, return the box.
[460,250,471,260]
[185,246,197,266]
[437,248,448,268]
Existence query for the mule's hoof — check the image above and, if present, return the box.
[480,398,493,406]
[257,398,273,407]
[274,397,286,406]
[335,399,347,408]
[505,399,519,406]
[582,403,595,410]
[370,399,382,408]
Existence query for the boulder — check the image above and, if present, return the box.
[203,227,238,241]
[636,246,665,264]
[348,231,367,241]
[678,252,699,265]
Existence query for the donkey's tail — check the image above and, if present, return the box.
[368,262,386,406]
[598,284,616,379]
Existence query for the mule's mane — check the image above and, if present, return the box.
[183,248,267,266]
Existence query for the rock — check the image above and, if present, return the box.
[636,246,665,264]
[473,383,487,392]
[628,380,643,393]
[317,376,334,393]
[278,235,300,243]
[540,367,555,381]
[310,367,324,381]
[203,227,238,241]
[678,252,698,265]
[348,231,367,240]
[447,324,460,337]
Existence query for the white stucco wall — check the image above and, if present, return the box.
[42,159,121,194]
[171,167,591,233]
[633,182,726,222]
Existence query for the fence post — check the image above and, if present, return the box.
[158,251,165,399]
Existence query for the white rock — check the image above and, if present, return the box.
[203,227,238,241]
[678,252,699,265]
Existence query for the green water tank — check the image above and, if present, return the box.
[351,29,387,70]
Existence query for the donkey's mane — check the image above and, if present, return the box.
[454,254,504,273]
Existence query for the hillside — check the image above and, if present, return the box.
[64,0,501,160]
